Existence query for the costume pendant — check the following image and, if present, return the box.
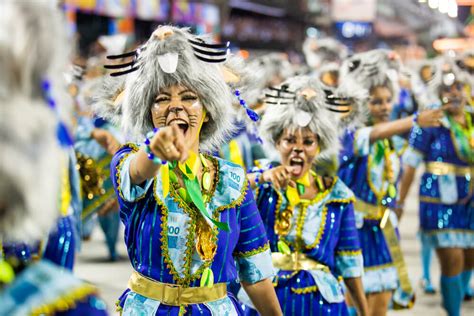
[195,218,217,260]
[277,240,291,255]
[275,209,293,236]
[388,184,397,199]
[200,267,214,288]
[0,260,14,284]
[202,171,211,191]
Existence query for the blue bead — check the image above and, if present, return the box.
[48,99,56,108]
[161,160,168,165]
[235,90,240,96]
[147,153,155,160]
[144,138,150,145]
[41,80,51,91]
[153,127,159,133]
[246,108,260,122]
[239,99,246,106]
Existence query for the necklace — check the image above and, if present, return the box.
[371,139,397,200]
[448,112,474,163]
[276,171,325,254]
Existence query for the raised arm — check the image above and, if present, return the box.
[130,125,188,184]
[369,109,443,143]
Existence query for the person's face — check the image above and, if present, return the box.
[368,86,393,124]
[276,128,319,179]
[420,65,434,83]
[440,82,465,115]
[151,85,209,150]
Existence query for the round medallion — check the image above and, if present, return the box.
[202,171,211,191]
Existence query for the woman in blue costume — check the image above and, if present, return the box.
[75,76,123,261]
[337,49,443,315]
[0,1,107,314]
[242,76,369,315]
[399,62,474,316]
[95,25,281,315]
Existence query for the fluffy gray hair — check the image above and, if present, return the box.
[333,81,369,132]
[259,75,341,161]
[406,58,442,110]
[94,26,238,152]
[303,37,349,69]
[0,0,67,241]
[339,49,401,104]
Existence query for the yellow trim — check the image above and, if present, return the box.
[336,249,362,256]
[115,143,144,202]
[419,196,472,205]
[305,206,328,250]
[30,284,97,315]
[364,262,395,271]
[234,242,270,258]
[127,270,227,306]
[422,228,474,235]
[115,300,123,313]
[291,285,319,294]
[353,199,385,220]
[425,161,473,176]
[271,252,330,272]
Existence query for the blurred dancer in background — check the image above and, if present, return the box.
[399,59,474,316]
[0,1,107,314]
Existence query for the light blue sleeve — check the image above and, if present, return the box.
[235,248,275,284]
[118,154,153,202]
[354,127,373,157]
[402,147,424,168]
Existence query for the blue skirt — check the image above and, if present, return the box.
[419,200,474,249]
[243,270,349,316]
[358,219,398,293]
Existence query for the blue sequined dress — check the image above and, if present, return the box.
[112,144,274,315]
[338,127,406,294]
[0,260,108,315]
[239,173,363,315]
[403,117,474,249]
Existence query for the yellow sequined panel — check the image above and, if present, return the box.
[76,152,108,200]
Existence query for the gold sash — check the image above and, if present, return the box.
[128,271,227,306]
[353,199,385,220]
[425,161,473,176]
[380,209,415,309]
[272,252,330,272]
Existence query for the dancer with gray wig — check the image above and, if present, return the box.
[96,25,281,315]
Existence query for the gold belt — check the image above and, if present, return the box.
[353,199,384,220]
[128,271,227,306]
[425,162,473,177]
[272,252,330,272]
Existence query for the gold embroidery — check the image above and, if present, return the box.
[234,243,270,258]
[30,284,97,315]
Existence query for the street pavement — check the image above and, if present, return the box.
[75,171,474,315]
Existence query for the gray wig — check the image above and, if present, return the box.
[94,26,239,152]
[0,0,68,241]
[260,76,341,161]
[303,37,349,69]
[340,49,401,104]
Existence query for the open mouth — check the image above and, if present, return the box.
[167,118,189,135]
[289,157,305,175]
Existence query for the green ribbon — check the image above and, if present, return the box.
[448,113,474,163]
[169,162,230,232]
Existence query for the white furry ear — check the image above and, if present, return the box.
[221,65,240,84]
